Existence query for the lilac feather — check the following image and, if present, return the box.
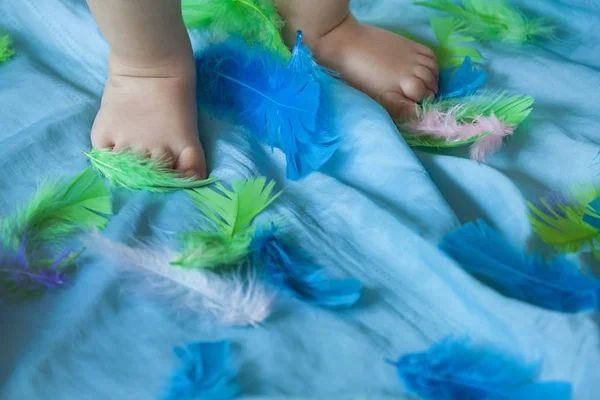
[251,224,361,308]
[195,31,339,179]
[162,341,239,400]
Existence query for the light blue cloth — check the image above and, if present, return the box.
[1,0,599,399]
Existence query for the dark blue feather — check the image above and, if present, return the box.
[251,224,361,308]
[583,197,600,230]
[439,219,600,312]
[195,31,339,180]
[390,337,572,400]
[438,56,487,99]
[162,341,239,400]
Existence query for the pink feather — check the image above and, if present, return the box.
[402,109,513,161]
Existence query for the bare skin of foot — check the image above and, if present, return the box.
[87,0,206,178]
[277,0,439,120]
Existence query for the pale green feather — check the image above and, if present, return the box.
[0,33,15,64]
[172,177,281,269]
[85,149,217,192]
[0,168,112,250]
[415,0,556,44]
[182,0,290,59]
[528,187,600,255]
[399,92,534,148]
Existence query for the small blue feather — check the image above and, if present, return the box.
[162,341,239,400]
[251,224,361,308]
[195,31,339,180]
[438,56,487,99]
[583,197,600,230]
[439,219,600,312]
[390,337,572,400]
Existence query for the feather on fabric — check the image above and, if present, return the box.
[584,197,600,231]
[173,178,281,269]
[84,233,275,326]
[195,33,340,179]
[390,337,572,400]
[529,188,600,256]
[415,0,556,44]
[438,56,487,99]
[182,0,289,59]
[0,33,15,64]
[440,219,600,312]
[251,224,361,308]
[162,341,239,400]
[85,149,217,193]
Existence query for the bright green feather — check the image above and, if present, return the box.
[172,177,281,268]
[0,33,15,64]
[400,92,534,148]
[415,0,556,44]
[182,0,290,59]
[0,168,112,250]
[528,187,600,255]
[85,149,217,193]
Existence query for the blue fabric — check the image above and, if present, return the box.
[1,0,599,399]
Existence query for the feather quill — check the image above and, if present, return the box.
[0,33,15,64]
[85,149,217,193]
[172,177,281,269]
[440,220,600,312]
[182,0,289,59]
[528,188,600,256]
[162,341,238,400]
[85,233,275,326]
[390,337,572,400]
[415,0,556,44]
[438,56,487,99]
[251,224,361,308]
[195,33,340,179]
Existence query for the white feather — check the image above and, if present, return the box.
[83,232,275,326]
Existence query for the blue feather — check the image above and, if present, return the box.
[195,31,339,180]
[390,337,572,400]
[439,219,600,312]
[583,197,600,230]
[162,341,239,400]
[251,224,361,308]
[438,56,487,99]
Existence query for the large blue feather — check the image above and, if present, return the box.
[162,341,239,400]
[439,219,600,312]
[390,337,572,400]
[195,31,339,180]
[251,224,361,308]
[438,56,487,99]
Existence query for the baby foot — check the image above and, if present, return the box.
[309,14,439,119]
[91,52,207,179]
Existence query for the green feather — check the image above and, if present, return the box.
[394,17,483,68]
[0,33,15,64]
[85,149,217,192]
[399,92,534,148]
[1,168,112,250]
[182,0,290,59]
[415,0,556,44]
[172,177,281,269]
[528,187,600,256]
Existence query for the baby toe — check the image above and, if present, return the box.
[378,91,416,120]
[414,65,439,94]
[175,142,207,179]
[150,147,174,169]
[401,77,431,103]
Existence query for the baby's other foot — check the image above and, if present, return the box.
[310,14,439,119]
[91,52,206,179]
